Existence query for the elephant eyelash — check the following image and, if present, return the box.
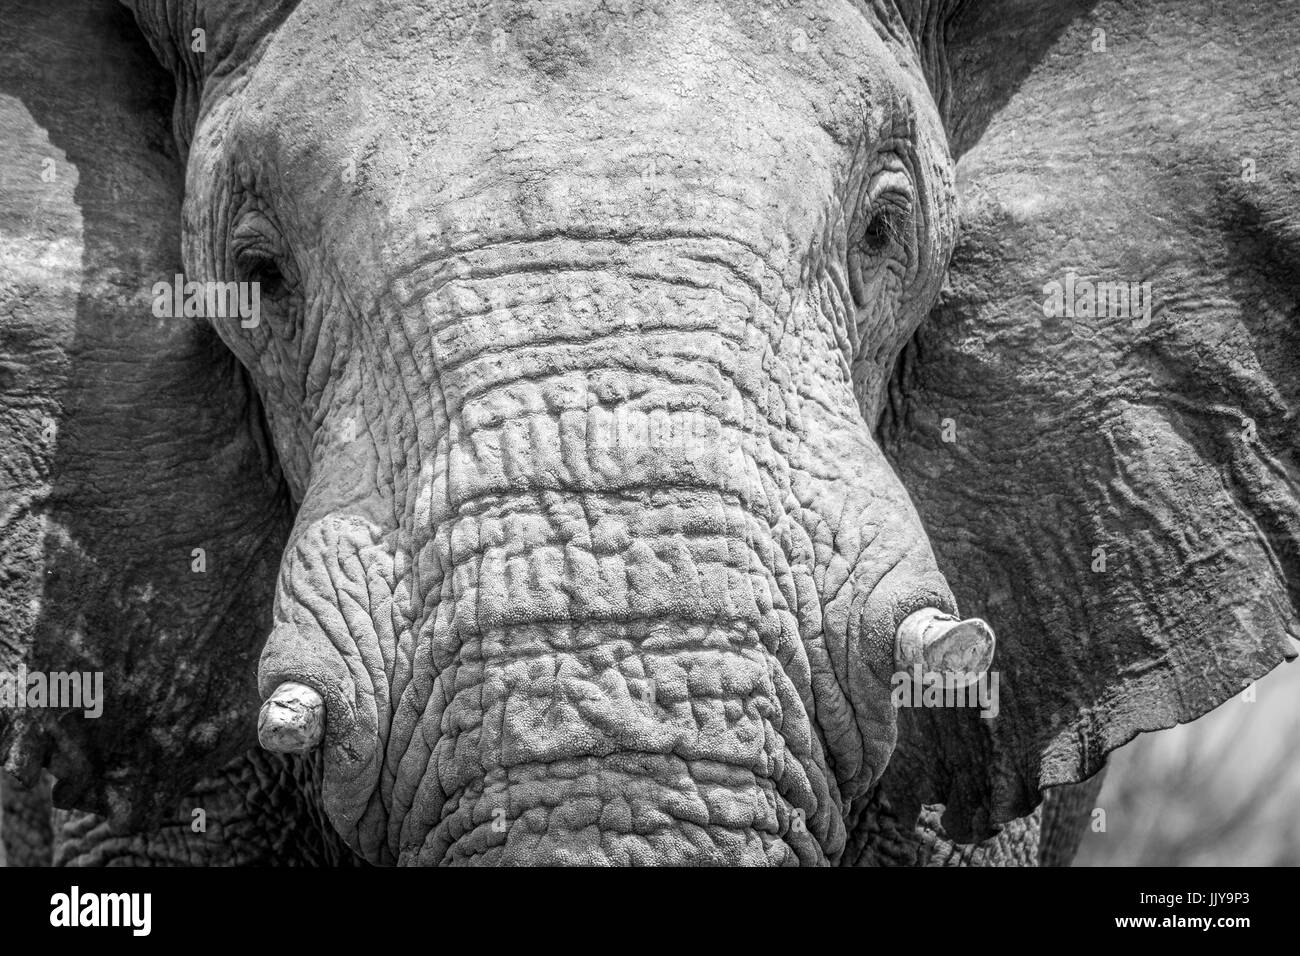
[859,210,897,253]
[855,195,913,256]
[846,191,913,309]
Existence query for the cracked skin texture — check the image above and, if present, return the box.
[235,3,960,865]
[138,0,961,866]
[2,0,1298,867]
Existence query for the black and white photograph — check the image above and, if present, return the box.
[0,0,1295,933]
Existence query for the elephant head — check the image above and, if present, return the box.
[1,0,1296,865]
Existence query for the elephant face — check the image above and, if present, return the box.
[196,0,956,444]
[3,0,1298,866]
[181,0,964,865]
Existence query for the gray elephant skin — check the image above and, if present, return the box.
[0,0,1296,866]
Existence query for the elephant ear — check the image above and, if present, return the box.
[877,0,1300,839]
[0,0,291,826]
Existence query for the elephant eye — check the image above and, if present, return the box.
[847,184,914,309]
[231,214,295,303]
[854,193,912,257]
[242,255,288,299]
[859,209,898,254]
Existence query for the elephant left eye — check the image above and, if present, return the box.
[847,183,914,309]
[859,208,901,254]
[853,192,912,258]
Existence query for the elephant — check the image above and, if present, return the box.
[0,0,1296,866]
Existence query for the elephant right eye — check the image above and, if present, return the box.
[231,217,298,308]
[241,255,288,300]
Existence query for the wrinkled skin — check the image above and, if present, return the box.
[190,0,961,866]
[1,0,1297,866]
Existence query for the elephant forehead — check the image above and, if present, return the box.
[250,0,907,113]
[220,0,919,256]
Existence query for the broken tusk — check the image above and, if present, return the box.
[895,608,996,688]
[258,681,325,753]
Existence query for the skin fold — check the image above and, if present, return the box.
[1,0,1297,866]
[207,0,960,866]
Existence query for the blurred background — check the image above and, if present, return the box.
[1074,656,1300,865]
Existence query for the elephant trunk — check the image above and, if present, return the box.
[254,239,975,865]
